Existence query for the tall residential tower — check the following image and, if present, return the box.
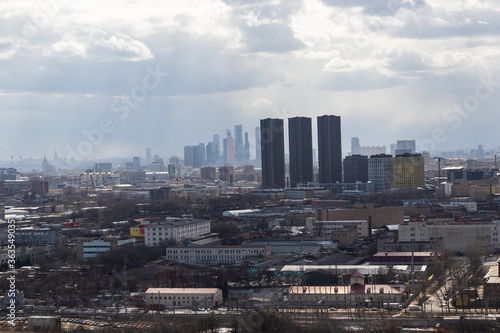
[288,117,313,187]
[317,115,342,183]
[260,118,285,189]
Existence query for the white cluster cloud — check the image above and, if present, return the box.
[42,30,153,62]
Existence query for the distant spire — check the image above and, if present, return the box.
[42,153,49,173]
[53,149,60,161]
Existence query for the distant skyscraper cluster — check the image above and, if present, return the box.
[183,124,254,169]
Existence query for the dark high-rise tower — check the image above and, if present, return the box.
[288,117,313,187]
[260,118,285,189]
[317,115,342,183]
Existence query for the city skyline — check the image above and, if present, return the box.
[2,1,500,162]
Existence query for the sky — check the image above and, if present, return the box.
[1,0,500,164]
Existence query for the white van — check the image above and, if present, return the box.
[409,305,421,311]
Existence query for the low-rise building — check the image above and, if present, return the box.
[484,259,500,307]
[315,205,404,228]
[288,272,406,307]
[144,288,222,309]
[76,237,136,261]
[0,245,57,266]
[228,289,254,300]
[242,240,337,255]
[307,218,370,238]
[144,218,211,247]
[129,221,151,242]
[165,245,270,265]
[399,220,500,252]
[12,227,60,247]
[369,251,435,265]
[331,226,359,247]
[377,237,445,254]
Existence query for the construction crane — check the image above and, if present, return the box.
[433,157,445,179]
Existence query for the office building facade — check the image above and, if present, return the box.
[368,154,394,191]
[343,155,368,183]
[393,153,425,188]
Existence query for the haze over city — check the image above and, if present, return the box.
[2,0,500,162]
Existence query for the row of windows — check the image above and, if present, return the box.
[147,223,210,232]
[380,245,439,251]
[166,249,261,254]
[151,295,202,300]
[318,222,363,226]
[168,255,248,260]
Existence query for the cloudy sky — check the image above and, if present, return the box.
[1,0,500,164]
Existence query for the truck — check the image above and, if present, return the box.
[383,303,402,311]
[408,305,421,311]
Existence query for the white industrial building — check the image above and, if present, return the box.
[399,220,500,252]
[144,218,211,246]
[165,245,270,265]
